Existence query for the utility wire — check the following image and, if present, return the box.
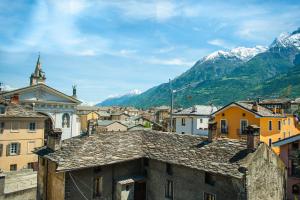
[69,172,89,200]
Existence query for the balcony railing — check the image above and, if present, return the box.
[218,127,228,134]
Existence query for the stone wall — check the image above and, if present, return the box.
[246,143,286,200]
[146,159,245,200]
[0,169,37,200]
[65,159,143,200]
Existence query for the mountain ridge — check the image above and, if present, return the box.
[96,28,300,108]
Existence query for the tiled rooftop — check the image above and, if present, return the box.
[0,103,46,118]
[236,102,283,117]
[173,105,218,116]
[36,130,251,179]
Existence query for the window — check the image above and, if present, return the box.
[181,118,186,126]
[292,142,299,150]
[0,122,4,134]
[240,120,248,134]
[291,160,300,177]
[10,143,18,155]
[205,172,216,186]
[181,132,185,134]
[165,180,173,199]
[200,118,203,123]
[62,113,70,128]
[220,120,227,134]
[268,121,272,131]
[292,184,300,195]
[278,121,281,131]
[0,106,5,114]
[28,162,37,171]
[94,177,103,197]
[268,138,272,147]
[28,122,36,132]
[166,163,172,175]
[204,192,216,200]
[283,132,286,138]
[283,120,286,125]
[10,164,17,171]
[11,121,19,132]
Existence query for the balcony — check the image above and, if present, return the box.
[218,127,228,135]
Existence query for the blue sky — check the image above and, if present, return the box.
[0,0,300,104]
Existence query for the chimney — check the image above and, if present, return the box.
[252,101,259,112]
[207,118,216,142]
[87,119,96,136]
[192,105,197,112]
[10,94,19,104]
[246,125,260,151]
[47,128,62,151]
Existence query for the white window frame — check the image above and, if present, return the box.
[268,121,272,131]
[240,119,248,134]
[10,143,18,155]
[220,119,227,134]
[10,121,19,132]
[28,122,36,132]
[181,118,186,126]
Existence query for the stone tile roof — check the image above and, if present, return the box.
[236,102,283,117]
[97,120,125,127]
[173,105,218,116]
[213,101,283,118]
[97,111,111,117]
[36,131,250,179]
[0,103,46,118]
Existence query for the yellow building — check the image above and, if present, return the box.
[0,101,46,172]
[78,111,100,132]
[212,101,300,153]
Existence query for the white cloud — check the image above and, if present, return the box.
[148,57,194,66]
[208,39,234,49]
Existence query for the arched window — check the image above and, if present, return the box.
[292,184,300,195]
[62,113,70,128]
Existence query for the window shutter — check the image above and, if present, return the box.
[6,144,10,156]
[17,143,21,155]
[0,144,3,157]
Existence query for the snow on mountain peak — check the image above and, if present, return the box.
[270,28,300,49]
[203,45,267,62]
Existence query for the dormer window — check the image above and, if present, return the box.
[0,105,5,115]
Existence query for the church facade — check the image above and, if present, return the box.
[1,55,81,140]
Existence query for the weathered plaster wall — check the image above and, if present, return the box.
[146,159,245,200]
[246,144,286,200]
[65,159,143,200]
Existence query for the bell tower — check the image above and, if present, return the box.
[30,53,46,86]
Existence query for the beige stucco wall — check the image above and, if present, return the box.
[0,118,44,172]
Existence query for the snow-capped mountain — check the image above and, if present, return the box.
[203,46,268,62]
[270,28,300,49]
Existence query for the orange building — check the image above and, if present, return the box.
[211,101,300,154]
[0,100,46,172]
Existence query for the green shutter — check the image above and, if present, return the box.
[6,144,10,156]
[0,144,3,156]
[17,143,21,155]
